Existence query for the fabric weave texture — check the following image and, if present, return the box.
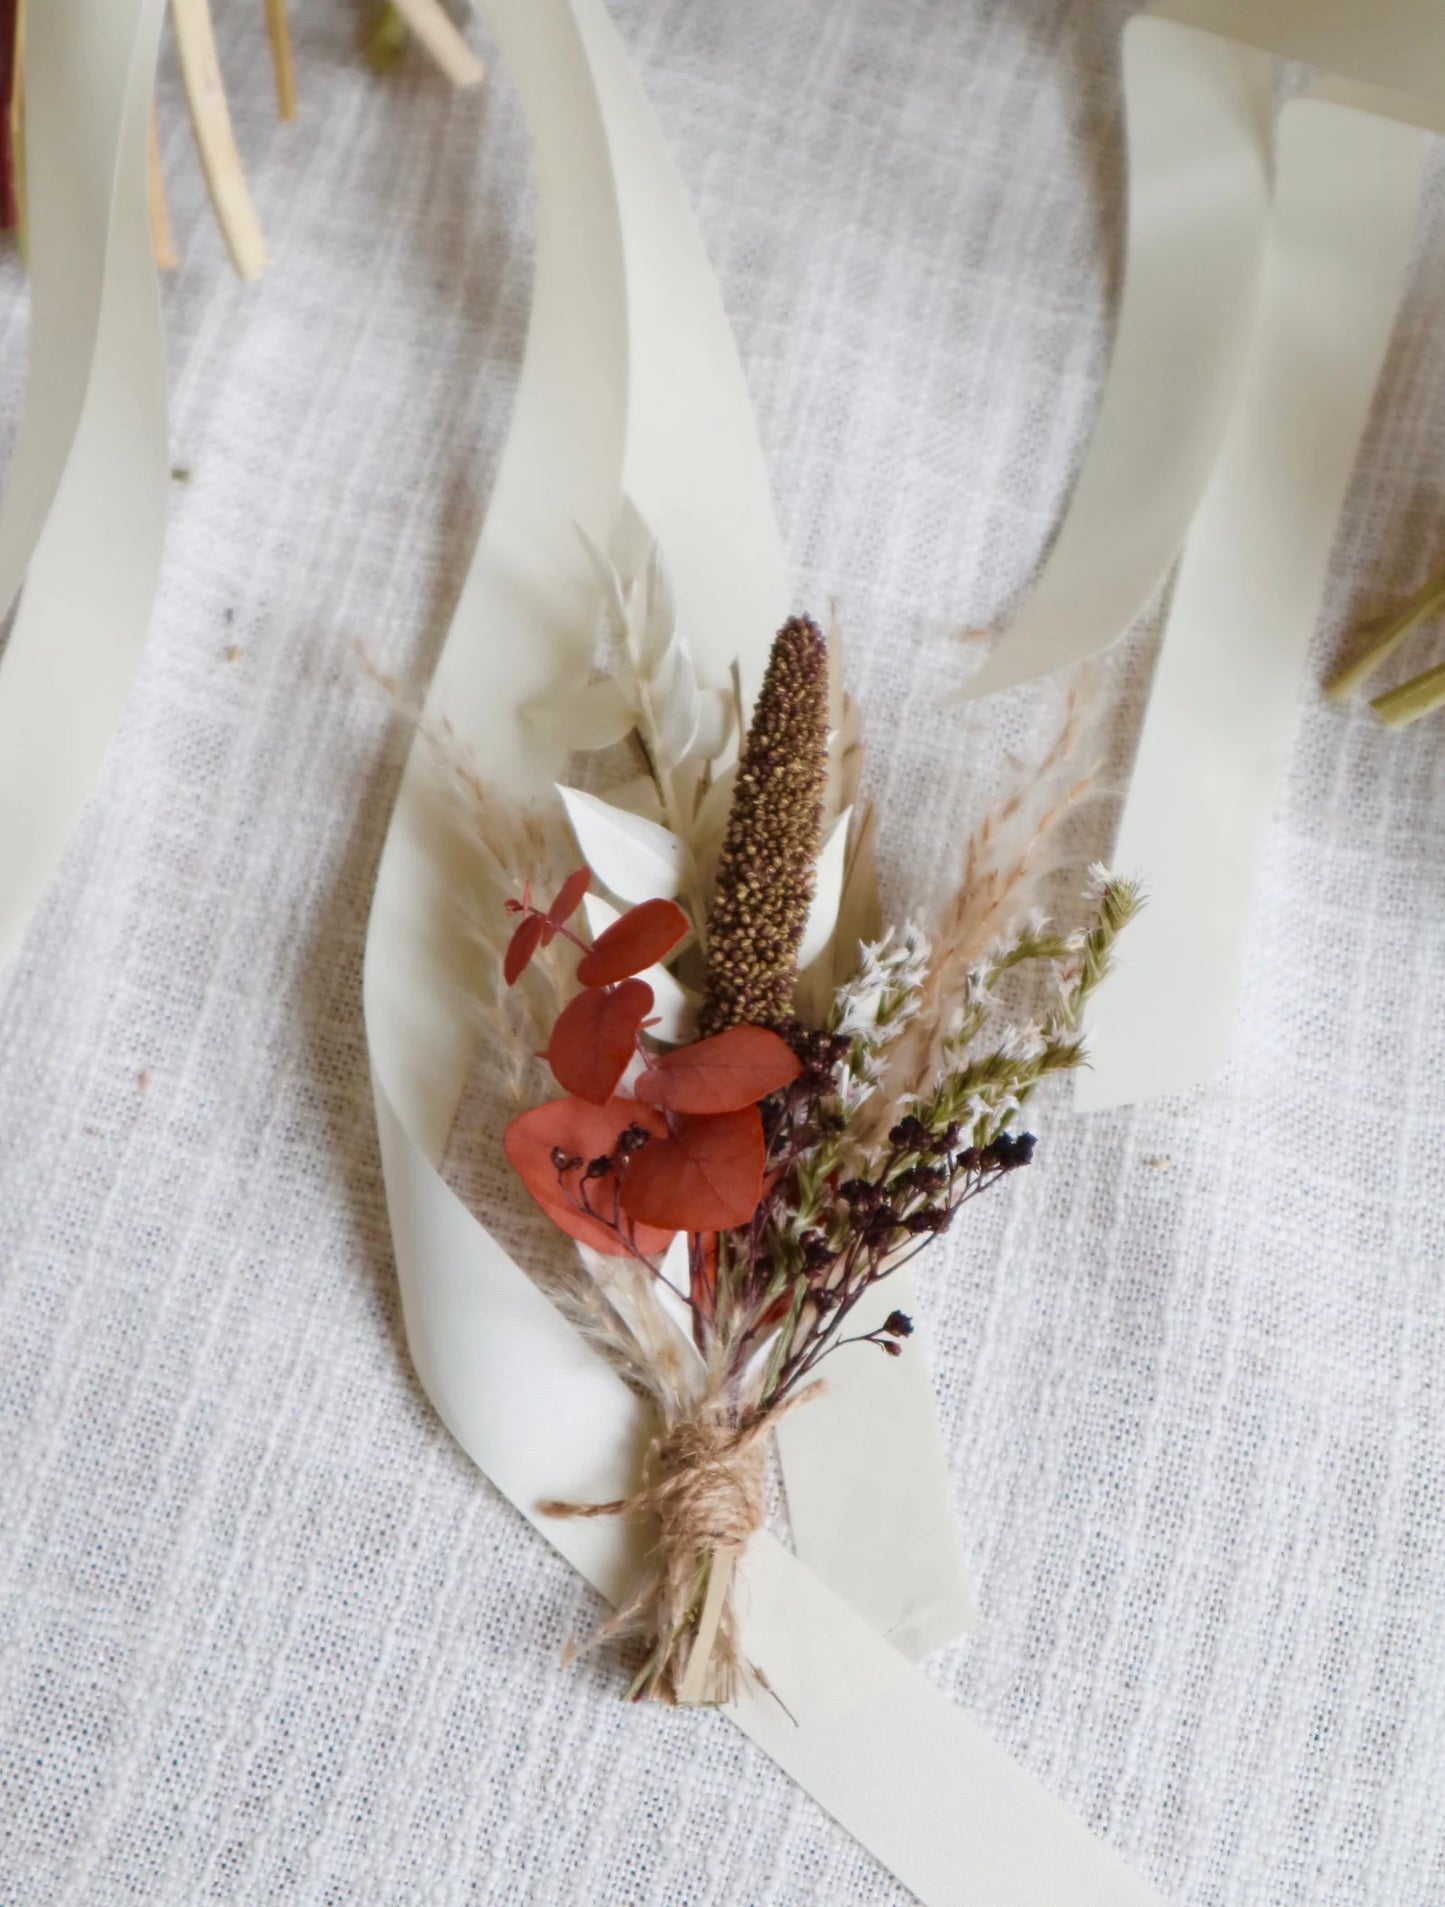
[2,3,1445,1903]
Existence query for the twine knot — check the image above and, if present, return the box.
[539,1385,820,1703]
[642,1413,769,1556]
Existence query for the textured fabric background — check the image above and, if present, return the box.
[4,3,1445,1903]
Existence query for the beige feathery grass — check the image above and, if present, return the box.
[883,688,1096,1107]
[361,649,575,1096]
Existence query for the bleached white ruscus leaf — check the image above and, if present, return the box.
[832,799,883,984]
[558,785,692,906]
[693,686,733,761]
[653,639,701,768]
[521,678,636,750]
[582,893,699,1043]
[576,505,727,774]
[575,519,632,633]
[796,806,853,972]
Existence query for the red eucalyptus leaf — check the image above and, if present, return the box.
[547,867,591,929]
[576,897,689,987]
[504,912,546,985]
[620,1105,765,1232]
[635,1023,801,1115]
[546,978,654,1104]
[504,1096,672,1258]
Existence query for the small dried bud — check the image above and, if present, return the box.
[551,1148,583,1174]
[896,1164,946,1194]
[800,1232,835,1271]
[881,1340,903,1358]
[866,1205,900,1242]
[883,1310,914,1338]
[616,1124,653,1155]
[584,1155,614,1180]
[889,1115,931,1150]
[983,1131,1037,1172]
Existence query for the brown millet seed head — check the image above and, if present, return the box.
[699,615,829,1035]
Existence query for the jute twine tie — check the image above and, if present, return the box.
[540,1386,819,1703]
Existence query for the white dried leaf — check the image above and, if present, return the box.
[832,799,882,985]
[522,678,636,750]
[642,973,700,1044]
[796,807,853,971]
[559,785,691,904]
[652,640,701,767]
[693,687,733,761]
[637,537,677,675]
[611,495,654,585]
[574,522,630,638]
[691,762,738,849]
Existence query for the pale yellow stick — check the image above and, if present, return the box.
[1371,661,1445,728]
[263,0,296,121]
[171,0,269,280]
[389,0,485,88]
[146,104,178,270]
[676,1551,735,1706]
[10,0,25,256]
[1327,562,1445,700]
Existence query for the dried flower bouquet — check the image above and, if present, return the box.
[455,511,1138,1705]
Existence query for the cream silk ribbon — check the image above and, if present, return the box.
[0,0,170,973]
[368,0,974,1667]
[0,3,1164,1896]
[364,0,1163,1900]
[954,1,1434,1111]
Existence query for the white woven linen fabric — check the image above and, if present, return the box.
[3,2,1445,1902]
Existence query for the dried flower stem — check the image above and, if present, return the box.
[1371,662,1445,729]
[1328,563,1445,701]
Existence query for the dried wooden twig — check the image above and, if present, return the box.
[171,0,269,281]
[388,0,486,89]
[263,0,297,122]
[147,104,179,271]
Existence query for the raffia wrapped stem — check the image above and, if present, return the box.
[699,615,829,1035]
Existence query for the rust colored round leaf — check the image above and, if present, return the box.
[546,979,654,1105]
[504,912,546,986]
[546,867,591,929]
[504,1096,672,1257]
[619,1105,765,1232]
[576,897,689,987]
[634,1024,801,1115]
